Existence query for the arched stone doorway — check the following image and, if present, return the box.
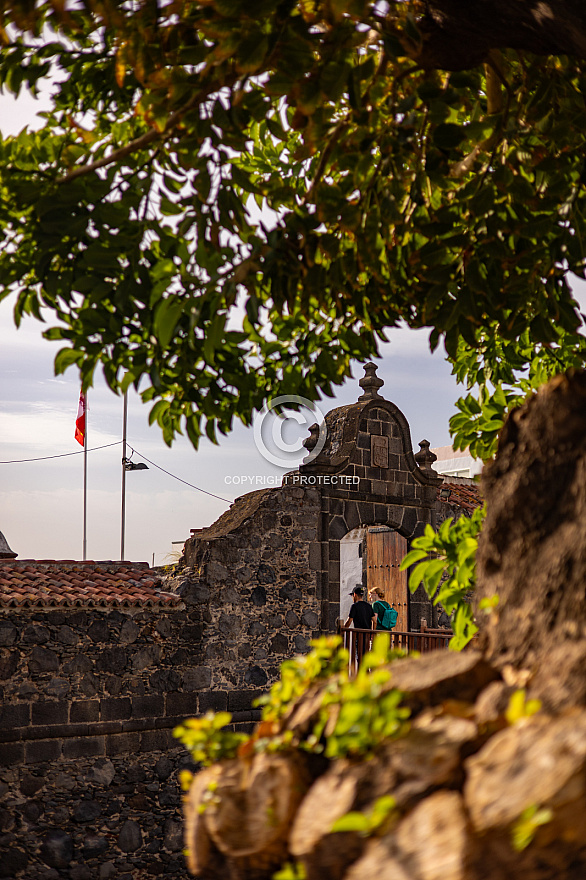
[365,527,409,631]
[340,525,409,630]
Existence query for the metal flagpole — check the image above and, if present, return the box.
[121,391,127,561]
[83,392,87,561]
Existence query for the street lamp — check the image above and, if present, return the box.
[123,459,148,472]
[121,392,149,560]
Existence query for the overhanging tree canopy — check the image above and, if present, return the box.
[1,0,586,450]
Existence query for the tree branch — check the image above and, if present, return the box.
[57,73,239,185]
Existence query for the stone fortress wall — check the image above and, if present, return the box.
[0,365,479,878]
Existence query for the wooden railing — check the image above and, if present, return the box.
[337,622,452,676]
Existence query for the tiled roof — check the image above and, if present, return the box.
[439,481,482,513]
[0,560,181,609]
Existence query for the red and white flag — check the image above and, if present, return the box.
[75,390,86,446]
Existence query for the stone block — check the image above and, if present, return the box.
[101,698,132,722]
[39,830,74,869]
[132,694,164,719]
[45,677,70,699]
[96,648,128,674]
[0,701,30,729]
[244,666,268,687]
[401,507,418,536]
[105,732,140,756]
[308,541,324,572]
[329,516,347,540]
[70,701,100,723]
[88,620,109,642]
[139,729,175,752]
[182,666,212,692]
[63,737,105,760]
[166,691,198,718]
[119,620,140,644]
[149,668,181,692]
[73,798,102,823]
[32,701,68,726]
[57,625,79,646]
[227,690,263,712]
[357,502,375,525]
[328,559,340,581]
[29,646,59,674]
[198,691,228,713]
[132,645,160,671]
[279,581,301,601]
[20,772,45,796]
[270,634,289,654]
[218,613,243,639]
[0,621,17,646]
[23,624,50,644]
[118,819,142,853]
[250,586,267,606]
[63,654,93,674]
[0,741,24,766]
[302,610,319,628]
[179,582,210,605]
[294,635,311,653]
[25,739,62,764]
[257,563,276,585]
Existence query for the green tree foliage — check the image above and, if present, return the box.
[1,0,586,447]
[401,508,485,649]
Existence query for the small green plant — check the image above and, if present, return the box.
[505,690,541,726]
[478,594,499,613]
[173,711,248,766]
[330,795,396,837]
[273,862,307,880]
[255,635,351,723]
[511,804,553,851]
[312,635,409,759]
[174,637,409,769]
[400,507,485,649]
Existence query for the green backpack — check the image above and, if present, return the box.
[376,601,398,630]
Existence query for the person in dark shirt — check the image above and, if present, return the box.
[344,587,376,630]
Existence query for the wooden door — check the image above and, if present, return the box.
[366,529,409,631]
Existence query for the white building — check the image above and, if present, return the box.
[431,445,483,479]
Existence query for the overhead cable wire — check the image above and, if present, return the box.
[126,445,231,504]
[0,439,231,505]
[0,441,122,464]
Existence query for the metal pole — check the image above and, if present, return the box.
[121,391,127,561]
[83,394,87,561]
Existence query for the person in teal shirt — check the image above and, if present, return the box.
[369,588,398,630]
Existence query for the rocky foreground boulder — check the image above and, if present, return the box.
[182,370,586,880]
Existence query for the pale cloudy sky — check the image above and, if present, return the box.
[1,89,584,565]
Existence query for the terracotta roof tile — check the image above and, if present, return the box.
[0,560,181,609]
[438,481,482,513]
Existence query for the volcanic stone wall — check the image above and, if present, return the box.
[179,481,323,689]
[0,486,322,879]
[0,604,202,879]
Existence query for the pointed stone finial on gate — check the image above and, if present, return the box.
[0,531,17,559]
[358,362,384,402]
[415,439,437,476]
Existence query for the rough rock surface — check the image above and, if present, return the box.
[184,370,586,880]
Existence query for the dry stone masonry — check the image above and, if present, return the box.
[182,370,586,880]
[0,365,480,878]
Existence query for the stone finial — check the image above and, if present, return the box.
[358,362,384,402]
[0,531,17,559]
[303,423,320,453]
[302,421,328,464]
[415,439,437,475]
